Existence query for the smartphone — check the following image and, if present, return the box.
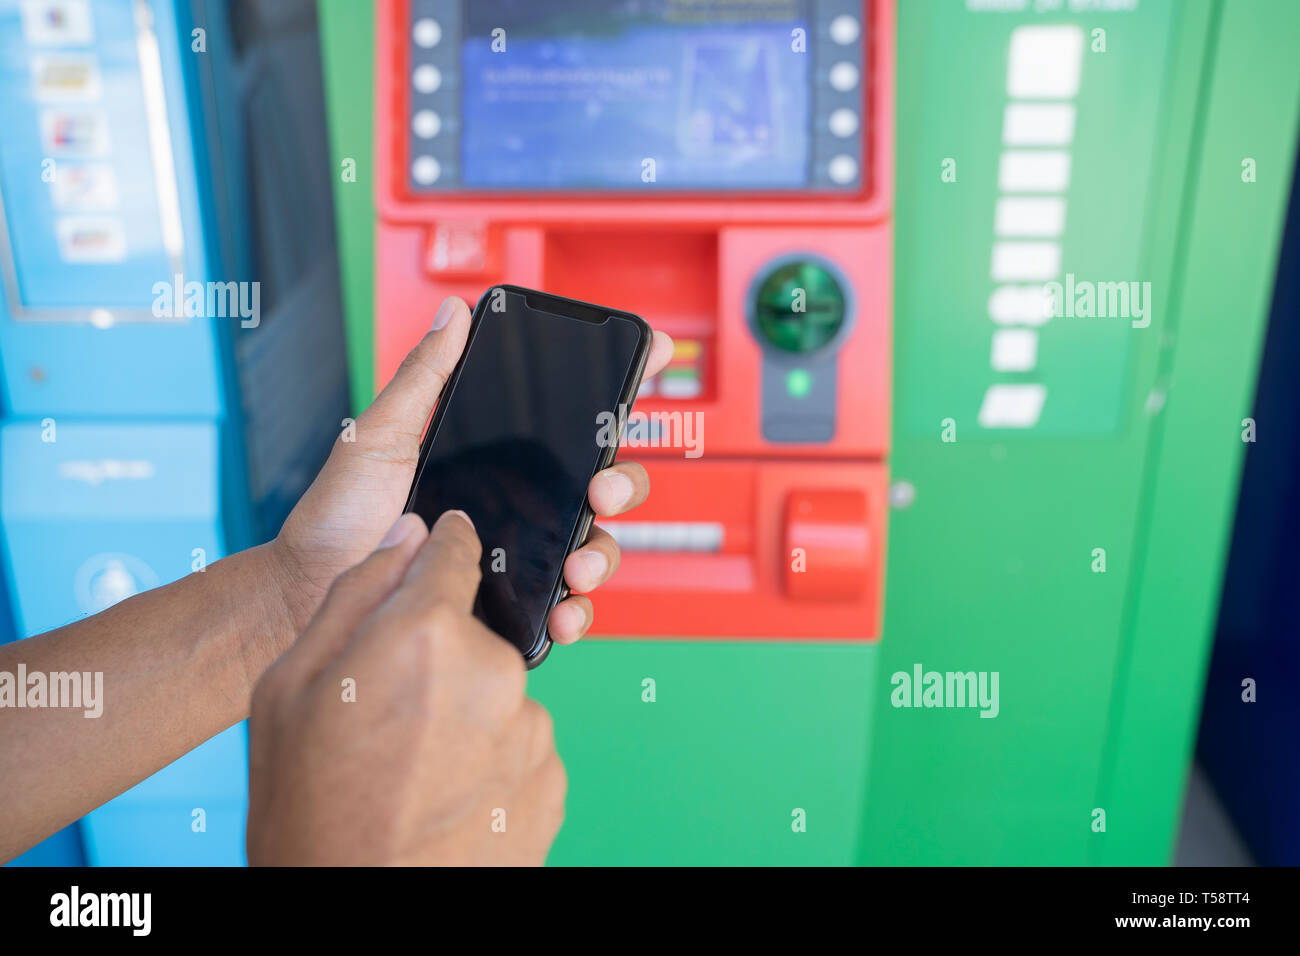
[403,285,653,668]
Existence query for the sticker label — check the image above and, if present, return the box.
[50,163,119,211]
[39,109,111,155]
[55,216,126,262]
[30,54,101,101]
[20,0,94,47]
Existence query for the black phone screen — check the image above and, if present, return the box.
[406,288,646,661]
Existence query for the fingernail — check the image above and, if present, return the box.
[432,299,456,331]
[578,549,608,584]
[378,513,420,549]
[437,508,475,532]
[601,472,635,509]
[556,601,586,634]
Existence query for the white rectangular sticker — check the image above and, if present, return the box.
[990,329,1039,372]
[51,164,119,211]
[30,54,101,101]
[21,0,94,47]
[1007,25,1083,98]
[991,241,1061,282]
[40,110,111,155]
[1002,103,1076,146]
[978,384,1047,429]
[994,197,1067,237]
[999,151,1072,192]
[988,285,1054,326]
[56,216,126,262]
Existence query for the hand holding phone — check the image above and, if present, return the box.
[404,286,656,667]
[248,510,566,866]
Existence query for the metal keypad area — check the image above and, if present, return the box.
[405,0,867,194]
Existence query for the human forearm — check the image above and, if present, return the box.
[0,541,297,862]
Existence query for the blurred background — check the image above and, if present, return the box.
[0,0,1296,866]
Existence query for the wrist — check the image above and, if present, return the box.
[245,540,316,675]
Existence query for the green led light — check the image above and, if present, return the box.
[786,368,812,398]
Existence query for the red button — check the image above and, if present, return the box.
[783,489,870,601]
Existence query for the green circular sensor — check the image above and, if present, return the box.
[751,259,848,355]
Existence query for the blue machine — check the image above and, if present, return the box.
[0,0,348,865]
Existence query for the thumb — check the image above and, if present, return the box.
[279,296,473,566]
[302,295,473,534]
[355,295,474,462]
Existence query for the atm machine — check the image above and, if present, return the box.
[370,0,891,643]
[320,0,1298,864]
[0,0,348,865]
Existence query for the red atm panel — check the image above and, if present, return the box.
[374,0,893,640]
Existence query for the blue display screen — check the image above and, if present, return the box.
[459,0,811,190]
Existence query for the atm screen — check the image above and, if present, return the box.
[406,0,866,192]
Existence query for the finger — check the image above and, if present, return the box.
[272,513,428,687]
[547,594,593,645]
[345,511,525,727]
[395,509,484,618]
[563,525,620,594]
[341,599,525,731]
[503,698,559,779]
[289,298,474,556]
[587,461,649,517]
[497,751,568,866]
[644,330,674,380]
[356,296,474,458]
[488,734,566,865]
